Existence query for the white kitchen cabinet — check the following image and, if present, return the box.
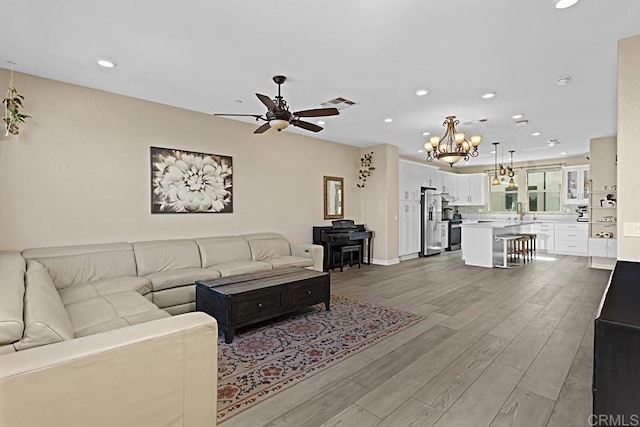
[440,171,458,196]
[534,223,555,252]
[440,222,449,250]
[399,161,421,201]
[588,238,617,258]
[563,165,589,205]
[551,223,589,256]
[398,201,421,256]
[419,165,439,189]
[454,174,486,206]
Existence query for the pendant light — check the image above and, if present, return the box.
[507,150,516,188]
[492,142,500,185]
[499,147,506,176]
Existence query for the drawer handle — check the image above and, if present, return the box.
[567,234,577,237]
[257,303,263,308]
[568,245,577,248]
[307,290,312,295]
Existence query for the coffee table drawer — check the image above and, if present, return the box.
[232,291,285,323]
[289,281,327,305]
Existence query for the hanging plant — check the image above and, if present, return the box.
[357,151,375,188]
[3,86,30,136]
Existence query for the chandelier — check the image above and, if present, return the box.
[424,116,482,166]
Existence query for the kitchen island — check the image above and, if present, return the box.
[461,221,535,268]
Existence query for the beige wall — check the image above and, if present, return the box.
[0,70,362,250]
[617,33,640,261]
[360,144,399,264]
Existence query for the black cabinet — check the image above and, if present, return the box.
[593,261,640,421]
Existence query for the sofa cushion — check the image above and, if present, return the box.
[194,236,253,268]
[22,243,137,290]
[152,287,197,311]
[244,233,291,261]
[65,291,170,338]
[14,261,74,351]
[207,261,272,277]
[144,268,221,292]
[133,240,202,277]
[58,277,152,305]
[0,251,25,346]
[263,256,314,269]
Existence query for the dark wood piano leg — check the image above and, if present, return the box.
[367,237,373,265]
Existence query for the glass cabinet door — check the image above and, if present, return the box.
[582,168,589,200]
[566,169,579,202]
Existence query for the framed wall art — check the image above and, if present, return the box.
[150,146,233,213]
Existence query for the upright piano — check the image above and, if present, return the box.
[312,220,374,271]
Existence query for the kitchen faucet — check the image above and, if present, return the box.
[516,202,525,221]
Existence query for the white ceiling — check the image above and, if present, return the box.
[2,0,639,167]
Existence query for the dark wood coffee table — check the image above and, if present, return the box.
[195,267,330,343]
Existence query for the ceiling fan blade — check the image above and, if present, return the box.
[293,120,323,132]
[213,113,263,119]
[254,123,271,134]
[256,93,277,110]
[293,107,340,118]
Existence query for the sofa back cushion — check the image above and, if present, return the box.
[0,252,26,346]
[133,240,201,277]
[14,261,74,351]
[194,236,253,268]
[22,243,137,290]
[244,233,291,261]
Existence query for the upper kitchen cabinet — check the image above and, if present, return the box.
[452,173,487,206]
[563,165,589,205]
[399,160,421,201]
[439,171,458,196]
[419,165,439,189]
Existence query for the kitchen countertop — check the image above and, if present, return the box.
[461,221,536,229]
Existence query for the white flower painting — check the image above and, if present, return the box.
[151,147,233,213]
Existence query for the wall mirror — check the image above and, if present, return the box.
[324,176,344,219]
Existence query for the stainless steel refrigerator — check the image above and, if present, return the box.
[420,187,442,257]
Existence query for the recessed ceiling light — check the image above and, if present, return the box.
[384,118,394,123]
[317,120,326,125]
[512,114,524,119]
[560,151,568,155]
[491,151,497,154]
[553,0,580,9]
[415,89,430,96]
[96,58,116,68]
[482,92,496,99]
[418,150,424,153]
[532,132,542,136]
[422,132,430,136]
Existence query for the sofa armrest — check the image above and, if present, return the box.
[291,243,324,272]
[0,313,218,427]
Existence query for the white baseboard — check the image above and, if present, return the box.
[399,253,419,261]
[371,258,400,266]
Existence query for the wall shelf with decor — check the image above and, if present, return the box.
[587,136,618,270]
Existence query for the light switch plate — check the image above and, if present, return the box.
[623,223,640,237]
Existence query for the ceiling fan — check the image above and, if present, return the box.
[214,75,339,134]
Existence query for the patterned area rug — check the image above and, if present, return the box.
[217,295,424,422]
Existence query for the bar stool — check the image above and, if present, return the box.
[521,233,537,258]
[495,235,521,268]
[332,244,361,272]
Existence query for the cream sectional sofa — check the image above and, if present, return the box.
[0,233,322,427]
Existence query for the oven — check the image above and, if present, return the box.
[447,220,462,251]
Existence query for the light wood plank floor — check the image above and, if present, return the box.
[222,252,609,427]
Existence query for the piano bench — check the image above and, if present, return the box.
[333,244,361,272]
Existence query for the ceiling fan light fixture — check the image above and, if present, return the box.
[270,119,289,131]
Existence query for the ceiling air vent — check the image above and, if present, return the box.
[515,120,529,127]
[463,118,489,125]
[321,97,357,110]
[547,139,560,146]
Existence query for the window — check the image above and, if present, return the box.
[527,169,561,212]
[489,174,519,212]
